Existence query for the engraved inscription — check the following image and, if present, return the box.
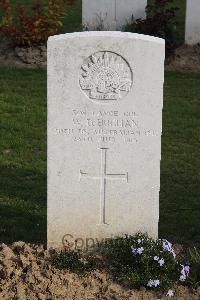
[80,51,133,102]
[79,148,128,225]
[55,109,159,144]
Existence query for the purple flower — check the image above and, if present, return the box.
[166,289,174,297]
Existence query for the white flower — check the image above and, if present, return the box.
[153,256,165,266]
[158,258,165,266]
[131,246,144,255]
[137,238,144,244]
[171,249,176,259]
[179,264,190,281]
[184,265,190,276]
[137,247,144,254]
[162,240,173,252]
[147,279,154,287]
[154,256,159,261]
[147,279,160,288]
[154,279,160,287]
[131,247,138,255]
[166,289,174,297]
[180,274,186,282]
[161,239,176,259]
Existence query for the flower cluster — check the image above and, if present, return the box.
[179,264,190,282]
[147,279,160,287]
[103,234,186,296]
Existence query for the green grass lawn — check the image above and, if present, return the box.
[0,66,199,245]
[0,67,47,243]
[160,71,200,246]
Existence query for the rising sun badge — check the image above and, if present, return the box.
[79,51,133,102]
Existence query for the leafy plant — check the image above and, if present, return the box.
[102,233,182,291]
[51,234,194,293]
[51,250,86,274]
[187,247,200,288]
[51,249,101,275]
[124,0,179,57]
[0,0,75,46]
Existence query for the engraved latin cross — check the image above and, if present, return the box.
[79,148,128,225]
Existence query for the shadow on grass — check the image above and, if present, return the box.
[0,165,46,244]
[0,164,46,205]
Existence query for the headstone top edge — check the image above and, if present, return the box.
[48,31,165,45]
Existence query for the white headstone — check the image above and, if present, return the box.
[185,0,200,45]
[82,0,147,30]
[48,32,165,249]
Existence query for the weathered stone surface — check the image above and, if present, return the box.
[47,32,165,249]
[185,0,200,45]
[82,0,147,30]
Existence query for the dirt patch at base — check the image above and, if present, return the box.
[0,242,199,300]
[0,40,46,68]
[166,44,200,72]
